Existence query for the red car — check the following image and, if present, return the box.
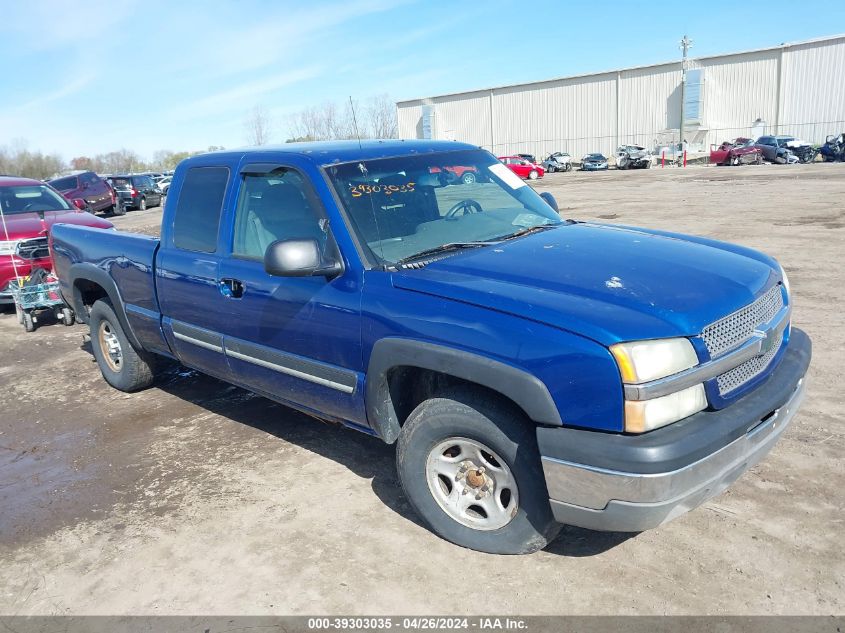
[48,171,121,215]
[0,176,113,305]
[429,165,481,184]
[710,138,763,166]
[498,156,544,180]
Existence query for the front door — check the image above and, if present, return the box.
[215,161,364,424]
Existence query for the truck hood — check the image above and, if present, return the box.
[391,223,777,345]
[0,211,113,241]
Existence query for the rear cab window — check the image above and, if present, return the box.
[172,167,230,253]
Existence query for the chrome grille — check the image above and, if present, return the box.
[701,285,783,357]
[716,332,784,395]
[16,237,50,260]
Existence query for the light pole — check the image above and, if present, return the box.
[679,35,693,160]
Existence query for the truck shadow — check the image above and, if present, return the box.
[87,349,633,557]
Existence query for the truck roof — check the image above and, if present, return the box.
[183,139,481,168]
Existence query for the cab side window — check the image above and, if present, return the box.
[232,168,324,260]
[172,167,229,253]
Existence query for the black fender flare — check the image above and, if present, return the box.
[67,262,144,352]
[365,338,563,444]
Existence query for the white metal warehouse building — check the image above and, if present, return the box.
[396,34,845,161]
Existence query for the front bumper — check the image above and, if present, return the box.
[538,327,811,532]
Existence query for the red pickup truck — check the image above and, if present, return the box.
[0,176,113,305]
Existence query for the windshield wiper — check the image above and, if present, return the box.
[396,242,490,266]
[487,224,558,242]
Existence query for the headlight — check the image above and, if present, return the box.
[610,337,698,383]
[610,337,705,433]
[779,263,790,297]
[624,384,707,433]
[0,240,20,256]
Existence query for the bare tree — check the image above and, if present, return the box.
[365,94,398,139]
[245,105,272,146]
[0,140,66,180]
[285,95,397,142]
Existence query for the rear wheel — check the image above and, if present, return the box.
[89,299,156,391]
[461,171,477,185]
[396,386,560,554]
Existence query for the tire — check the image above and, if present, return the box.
[111,202,126,216]
[23,311,35,333]
[138,197,147,211]
[89,299,156,392]
[527,170,538,180]
[546,165,555,173]
[61,307,75,326]
[731,154,740,166]
[396,386,561,554]
[755,153,763,165]
[461,172,477,185]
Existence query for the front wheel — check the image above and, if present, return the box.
[89,299,156,392]
[527,170,538,180]
[396,387,560,554]
[461,171,477,185]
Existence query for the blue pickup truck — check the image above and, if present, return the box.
[50,140,811,554]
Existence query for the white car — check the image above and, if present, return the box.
[615,145,653,169]
[542,152,572,173]
[155,176,172,194]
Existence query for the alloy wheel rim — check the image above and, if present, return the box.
[425,437,519,531]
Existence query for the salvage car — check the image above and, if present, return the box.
[48,171,120,215]
[755,135,800,164]
[710,138,763,166]
[581,153,609,170]
[0,176,113,305]
[542,152,572,173]
[107,174,163,211]
[615,145,653,169]
[52,140,811,555]
[498,156,544,179]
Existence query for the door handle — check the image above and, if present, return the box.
[219,278,245,299]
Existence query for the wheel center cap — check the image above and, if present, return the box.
[466,467,486,489]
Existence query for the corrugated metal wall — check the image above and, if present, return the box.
[397,35,845,161]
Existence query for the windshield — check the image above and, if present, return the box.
[0,185,72,215]
[326,149,562,266]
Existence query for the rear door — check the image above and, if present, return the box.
[156,164,233,379]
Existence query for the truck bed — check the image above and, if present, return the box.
[50,223,169,355]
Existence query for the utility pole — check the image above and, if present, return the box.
[679,34,693,159]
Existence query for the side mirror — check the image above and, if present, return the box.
[539,191,559,213]
[264,239,342,278]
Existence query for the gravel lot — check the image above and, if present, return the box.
[0,163,843,615]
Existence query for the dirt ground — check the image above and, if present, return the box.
[1,163,843,615]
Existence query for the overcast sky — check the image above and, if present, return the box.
[2,0,843,161]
